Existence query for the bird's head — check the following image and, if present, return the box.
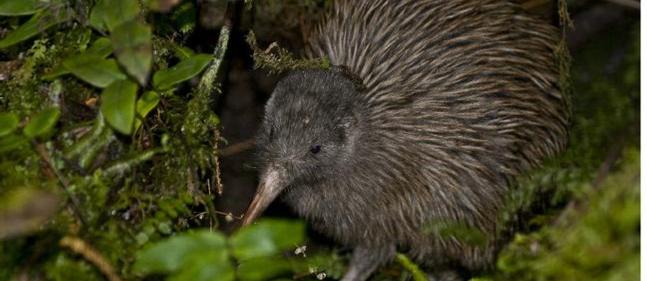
[242,67,366,225]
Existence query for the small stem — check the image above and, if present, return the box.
[220,138,255,157]
[605,0,640,9]
[60,236,122,281]
[395,253,427,281]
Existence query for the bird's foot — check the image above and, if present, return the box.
[340,244,396,281]
[427,270,464,281]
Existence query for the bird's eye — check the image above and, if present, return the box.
[310,144,322,154]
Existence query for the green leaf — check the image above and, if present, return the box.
[134,91,160,130]
[134,230,228,274]
[171,44,195,60]
[63,55,126,88]
[230,219,305,260]
[0,134,28,153]
[0,112,19,137]
[24,108,60,138]
[42,66,69,80]
[100,80,137,135]
[237,257,293,281]
[0,11,65,49]
[153,54,212,90]
[89,0,140,32]
[168,251,235,281]
[0,0,42,16]
[44,38,115,80]
[87,37,114,58]
[111,20,152,85]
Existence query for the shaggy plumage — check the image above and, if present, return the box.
[243,1,569,280]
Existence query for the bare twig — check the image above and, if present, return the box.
[60,236,122,281]
[220,138,255,157]
[605,0,640,9]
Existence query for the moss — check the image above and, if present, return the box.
[491,148,639,281]
[44,253,104,281]
[246,31,330,75]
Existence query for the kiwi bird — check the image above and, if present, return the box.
[242,0,569,280]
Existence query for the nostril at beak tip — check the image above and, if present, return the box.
[240,167,284,227]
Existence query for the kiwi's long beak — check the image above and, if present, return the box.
[242,167,284,226]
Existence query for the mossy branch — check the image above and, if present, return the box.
[60,236,122,281]
[246,31,330,75]
[197,26,230,98]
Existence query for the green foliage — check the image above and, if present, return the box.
[44,253,104,281]
[89,0,141,32]
[135,91,161,130]
[135,219,308,281]
[230,219,305,260]
[111,20,153,85]
[0,112,19,137]
[492,148,639,281]
[23,107,60,138]
[62,55,127,88]
[100,80,138,135]
[153,54,213,90]
[0,0,42,16]
[0,1,223,280]
[134,230,229,274]
[0,9,68,49]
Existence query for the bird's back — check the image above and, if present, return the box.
[307,0,568,165]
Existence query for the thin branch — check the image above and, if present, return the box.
[605,0,640,9]
[220,138,255,157]
[60,236,122,281]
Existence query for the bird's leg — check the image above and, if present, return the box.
[427,270,465,281]
[340,244,396,281]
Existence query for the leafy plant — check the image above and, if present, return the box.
[134,219,315,281]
